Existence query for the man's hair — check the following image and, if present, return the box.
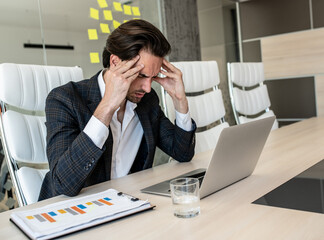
[102,19,171,68]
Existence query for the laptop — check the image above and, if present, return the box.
[141,116,275,199]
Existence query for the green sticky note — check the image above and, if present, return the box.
[103,10,113,21]
[113,2,123,12]
[88,29,98,40]
[132,7,141,16]
[90,52,100,63]
[123,5,132,15]
[97,0,108,8]
[113,20,121,29]
[90,8,99,20]
[100,23,110,33]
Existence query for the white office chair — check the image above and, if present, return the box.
[0,63,83,206]
[227,62,278,130]
[163,61,229,154]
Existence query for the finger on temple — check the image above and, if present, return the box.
[124,64,144,78]
[115,55,140,73]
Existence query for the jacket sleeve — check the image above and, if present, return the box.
[156,107,196,162]
[44,87,105,197]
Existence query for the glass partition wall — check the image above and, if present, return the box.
[0,0,163,78]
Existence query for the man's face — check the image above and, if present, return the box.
[126,50,163,103]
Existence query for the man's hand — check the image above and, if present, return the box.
[94,55,144,126]
[155,59,189,114]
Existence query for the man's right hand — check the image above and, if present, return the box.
[94,55,144,126]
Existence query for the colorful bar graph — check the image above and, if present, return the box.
[27,196,114,223]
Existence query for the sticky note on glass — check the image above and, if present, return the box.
[113,20,121,29]
[103,10,113,21]
[132,7,141,16]
[90,8,99,20]
[123,5,132,15]
[88,29,98,40]
[97,0,108,8]
[100,23,110,33]
[113,2,123,12]
[90,52,100,63]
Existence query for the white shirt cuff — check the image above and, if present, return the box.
[175,110,193,132]
[83,116,109,149]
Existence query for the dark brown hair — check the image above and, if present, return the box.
[102,19,171,68]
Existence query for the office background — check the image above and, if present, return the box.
[0,0,323,211]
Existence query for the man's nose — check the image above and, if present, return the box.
[142,78,152,93]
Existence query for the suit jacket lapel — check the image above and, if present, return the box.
[85,71,113,180]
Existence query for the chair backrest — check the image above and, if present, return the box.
[227,62,278,130]
[0,63,83,206]
[164,61,229,154]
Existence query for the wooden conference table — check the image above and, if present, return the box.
[1,117,324,239]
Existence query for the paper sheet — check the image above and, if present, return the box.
[11,189,152,240]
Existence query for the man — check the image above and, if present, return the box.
[39,19,196,200]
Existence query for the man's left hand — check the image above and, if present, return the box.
[155,59,189,114]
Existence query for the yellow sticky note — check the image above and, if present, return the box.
[103,10,113,21]
[124,5,132,15]
[132,7,141,16]
[90,8,99,20]
[113,2,123,12]
[97,0,108,8]
[26,216,34,220]
[58,209,67,214]
[113,20,121,29]
[88,29,98,40]
[90,52,100,63]
[86,202,93,205]
[100,23,110,33]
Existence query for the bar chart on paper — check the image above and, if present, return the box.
[10,189,152,239]
[25,197,114,224]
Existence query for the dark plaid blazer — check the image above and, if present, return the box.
[38,72,196,201]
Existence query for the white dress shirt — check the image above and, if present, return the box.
[83,70,193,179]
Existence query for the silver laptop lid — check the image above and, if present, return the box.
[199,116,275,198]
[141,116,275,199]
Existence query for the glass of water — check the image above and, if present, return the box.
[170,178,200,218]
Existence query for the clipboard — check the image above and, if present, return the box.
[10,189,154,240]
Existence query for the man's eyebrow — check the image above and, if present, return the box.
[139,73,158,78]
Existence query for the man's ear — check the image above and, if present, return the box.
[110,54,121,67]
